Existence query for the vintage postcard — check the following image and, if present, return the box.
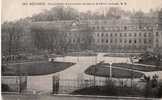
[1,0,162,99]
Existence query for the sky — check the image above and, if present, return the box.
[2,0,162,23]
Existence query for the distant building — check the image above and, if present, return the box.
[30,16,162,53]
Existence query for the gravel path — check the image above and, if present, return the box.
[26,53,162,93]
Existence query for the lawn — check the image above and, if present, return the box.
[111,63,162,72]
[66,51,97,56]
[71,86,144,97]
[71,85,162,98]
[138,61,162,67]
[2,61,74,76]
[85,65,144,78]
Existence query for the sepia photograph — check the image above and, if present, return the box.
[1,0,162,99]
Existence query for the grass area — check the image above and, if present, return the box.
[71,86,144,97]
[66,52,97,56]
[111,63,162,72]
[2,61,74,76]
[72,82,162,98]
[138,61,162,67]
[85,65,144,78]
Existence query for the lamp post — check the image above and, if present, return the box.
[110,61,112,80]
[130,56,133,88]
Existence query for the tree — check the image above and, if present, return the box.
[78,26,94,50]
[155,53,161,68]
[31,25,58,50]
[31,24,68,54]
[158,8,162,29]
[143,74,159,97]
[2,22,23,58]
[31,6,79,21]
[105,7,124,19]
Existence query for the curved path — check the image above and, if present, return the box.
[27,53,162,94]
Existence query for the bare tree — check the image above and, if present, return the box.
[2,22,23,61]
[31,6,79,21]
[78,25,94,50]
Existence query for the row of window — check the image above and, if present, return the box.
[91,25,153,31]
[96,39,152,44]
[66,32,161,37]
[96,45,151,49]
[95,32,152,37]
[67,39,82,43]
[67,38,152,44]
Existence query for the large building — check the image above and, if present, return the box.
[30,16,162,53]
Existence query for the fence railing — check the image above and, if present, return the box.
[58,79,108,93]
[2,76,27,93]
[52,74,146,94]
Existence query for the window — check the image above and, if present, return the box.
[124,33,127,37]
[110,39,113,43]
[106,33,108,37]
[134,40,136,43]
[156,32,159,36]
[93,27,95,30]
[77,38,80,43]
[129,33,132,37]
[101,26,105,30]
[124,26,127,30]
[73,39,75,43]
[129,40,132,43]
[101,33,104,37]
[144,33,147,37]
[124,39,127,43]
[120,33,122,37]
[149,33,152,37]
[156,39,159,42]
[97,33,99,37]
[106,40,108,43]
[101,39,104,43]
[120,39,122,43]
[139,39,141,43]
[115,33,117,36]
[139,33,141,36]
[144,39,147,43]
[117,27,120,31]
[148,39,151,43]
[110,33,113,37]
[134,33,136,37]
[115,39,117,43]
[97,39,100,42]
[97,26,99,30]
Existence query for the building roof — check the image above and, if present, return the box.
[30,17,161,30]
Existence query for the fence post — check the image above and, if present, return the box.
[52,75,60,94]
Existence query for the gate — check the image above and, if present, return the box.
[52,75,60,94]
[2,76,27,93]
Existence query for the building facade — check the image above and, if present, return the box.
[31,17,162,53]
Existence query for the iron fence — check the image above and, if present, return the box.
[2,76,27,93]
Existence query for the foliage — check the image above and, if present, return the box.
[139,51,162,67]
[1,7,162,57]
[72,85,144,97]
[85,64,144,78]
[31,6,79,21]
[2,22,24,56]
[2,61,74,76]
[143,74,160,98]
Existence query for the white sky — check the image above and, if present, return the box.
[2,0,162,23]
